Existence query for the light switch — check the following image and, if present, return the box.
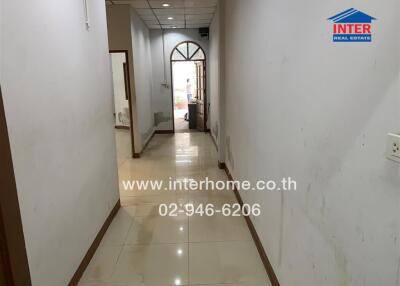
[387,133,400,163]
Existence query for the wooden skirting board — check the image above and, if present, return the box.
[115,125,130,130]
[218,162,281,286]
[68,200,120,286]
[155,130,174,134]
[0,86,32,285]
[133,130,175,159]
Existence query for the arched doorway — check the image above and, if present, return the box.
[170,41,207,133]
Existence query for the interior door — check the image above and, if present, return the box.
[195,61,206,131]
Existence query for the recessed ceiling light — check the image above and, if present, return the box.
[168,17,174,20]
[162,3,170,7]
[172,26,177,29]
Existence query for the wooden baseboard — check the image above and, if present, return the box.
[115,125,130,130]
[68,200,120,286]
[0,86,32,285]
[220,164,280,286]
[140,131,156,155]
[132,130,156,159]
[154,130,174,134]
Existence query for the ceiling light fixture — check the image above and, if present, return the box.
[162,3,170,7]
[168,17,174,20]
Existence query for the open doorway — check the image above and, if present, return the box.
[171,41,207,133]
[110,50,135,163]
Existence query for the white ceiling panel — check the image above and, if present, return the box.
[148,24,162,29]
[154,8,185,15]
[185,13,213,20]
[185,7,215,14]
[157,15,185,21]
[106,0,217,29]
[186,19,211,25]
[184,0,217,7]
[135,9,154,16]
[160,22,185,26]
[131,0,150,8]
[162,24,185,29]
[186,24,209,28]
[140,14,158,21]
[112,0,150,8]
[145,20,160,25]
[149,0,185,8]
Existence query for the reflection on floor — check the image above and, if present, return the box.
[174,109,191,133]
[78,132,271,286]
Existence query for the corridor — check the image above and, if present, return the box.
[2,0,399,285]
[78,133,271,286]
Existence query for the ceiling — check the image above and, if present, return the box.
[105,0,217,29]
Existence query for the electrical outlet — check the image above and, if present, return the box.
[387,133,400,163]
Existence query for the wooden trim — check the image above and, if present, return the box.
[155,130,174,134]
[176,48,187,60]
[115,125,130,130]
[132,130,175,159]
[139,130,156,156]
[123,62,129,100]
[0,86,32,286]
[171,41,206,61]
[217,161,226,170]
[110,50,136,158]
[68,200,120,286]
[189,47,201,60]
[220,164,281,286]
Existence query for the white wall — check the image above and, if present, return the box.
[111,53,130,126]
[107,5,141,152]
[218,0,400,285]
[107,5,154,151]
[130,8,154,145]
[150,29,209,131]
[1,1,119,285]
[209,4,221,149]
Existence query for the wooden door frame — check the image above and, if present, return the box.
[109,50,136,157]
[0,85,32,285]
[170,41,207,133]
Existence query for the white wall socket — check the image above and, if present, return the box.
[387,133,400,163]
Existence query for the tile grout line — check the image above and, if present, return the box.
[108,219,135,281]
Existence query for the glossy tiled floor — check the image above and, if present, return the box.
[174,109,189,132]
[78,131,271,286]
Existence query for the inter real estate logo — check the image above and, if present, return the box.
[328,8,376,42]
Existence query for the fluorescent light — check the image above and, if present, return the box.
[168,17,174,20]
[162,3,170,7]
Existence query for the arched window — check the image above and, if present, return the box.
[171,41,205,61]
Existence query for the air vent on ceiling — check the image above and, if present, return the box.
[199,28,209,40]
